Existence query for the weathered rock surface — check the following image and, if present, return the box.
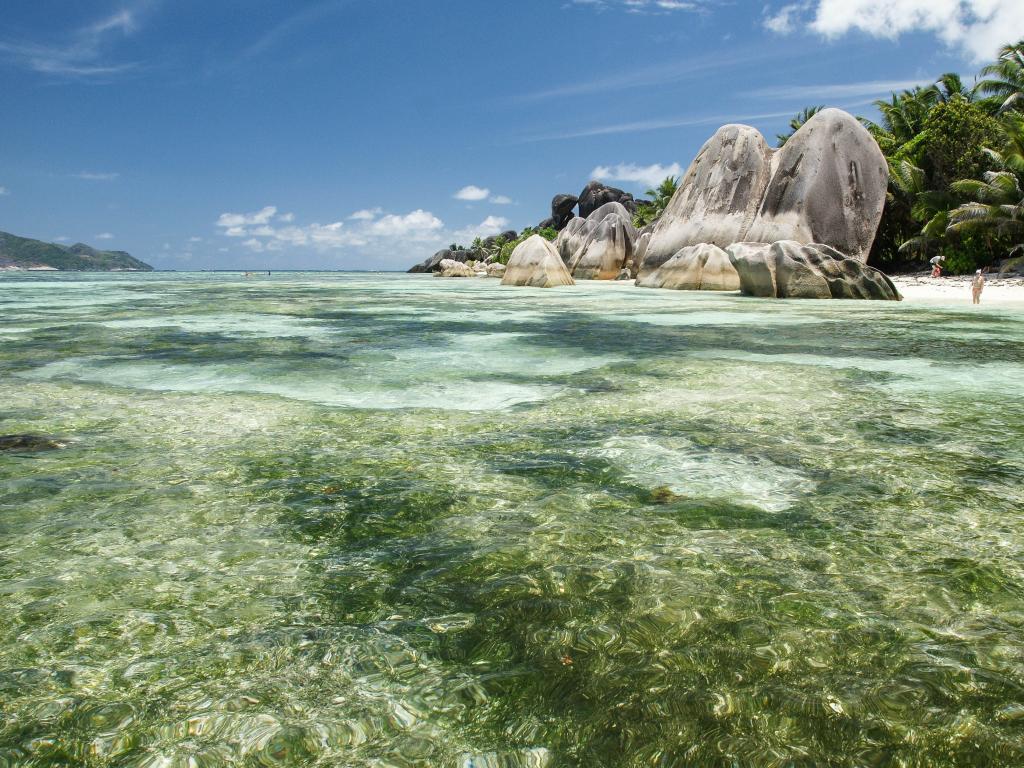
[434,258,477,277]
[555,201,638,280]
[577,181,637,219]
[501,235,575,288]
[744,109,887,262]
[637,243,740,291]
[486,262,506,278]
[637,108,888,280]
[551,194,579,230]
[638,125,773,279]
[726,241,901,300]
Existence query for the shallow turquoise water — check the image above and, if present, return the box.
[3,272,1024,767]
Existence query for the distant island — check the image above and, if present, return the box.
[0,230,152,271]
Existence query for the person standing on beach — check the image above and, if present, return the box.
[972,269,985,304]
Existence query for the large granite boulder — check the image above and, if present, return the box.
[409,248,473,273]
[637,243,740,291]
[434,258,476,277]
[744,109,887,262]
[638,125,773,279]
[555,201,637,280]
[551,194,579,230]
[726,241,901,300]
[502,235,575,288]
[577,181,637,219]
[636,108,888,280]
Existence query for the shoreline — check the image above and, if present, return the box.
[891,273,1024,307]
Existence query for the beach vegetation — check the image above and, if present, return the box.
[633,176,679,228]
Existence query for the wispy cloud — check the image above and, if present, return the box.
[71,171,120,181]
[519,109,801,142]
[0,186,8,196]
[567,0,706,14]
[517,49,780,102]
[744,78,934,101]
[234,1,352,62]
[96,232,114,240]
[0,6,145,78]
[489,195,513,205]
[592,162,683,188]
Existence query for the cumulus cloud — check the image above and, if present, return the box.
[764,0,1024,61]
[592,162,683,189]
[216,205,445,252]
[454,185,491,201]
[349,207,383,220]
[452,215,511,243]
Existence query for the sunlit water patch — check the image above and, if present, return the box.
[3,271,1024,766]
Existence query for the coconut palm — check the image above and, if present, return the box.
[861,87,938,158]
[888,159,956,254]
[776,105,824,147]
[633,176,679,227]
[975,40,1024,113]
[935,73,972,102]
[947,114,1024,240]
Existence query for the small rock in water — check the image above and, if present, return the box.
[648,486,682,504]
[0,434,67,453]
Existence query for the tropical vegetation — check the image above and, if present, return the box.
[633,176,680,228]
[784,39,1024,274]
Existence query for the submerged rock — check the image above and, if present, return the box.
[0,434,67,453]
[501,235,574,288]
[726,241,901,300]
[637,243,740,291]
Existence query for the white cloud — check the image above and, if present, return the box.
[765,0,1024,61]
[489,195,513,205]
[592,162,683,188]
[0,186,7,196]
[96,232,114,240]
[216,206,445,252]
[454,185,490,201]
[349,207,383,220]
[72,171,119,181]
[278,212,295,222]
[55,236,69,242]
[764,3,808,34]
[452,215,511,243]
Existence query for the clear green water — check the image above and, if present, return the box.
[3,272,1024,767]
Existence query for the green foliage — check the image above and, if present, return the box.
[0,231,152,271]
[921,99,1002,189]
[632,176,679,228]
[975,39,1024,113]
[776,105,824,147]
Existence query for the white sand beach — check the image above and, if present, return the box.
[892,273,1024,307]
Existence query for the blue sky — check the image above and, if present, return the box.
[1,0,1021,270]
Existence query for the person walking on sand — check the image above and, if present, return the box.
[972,269,985,304]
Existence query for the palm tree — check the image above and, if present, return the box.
[975,40,1024,113]
[861,86,939,159]
[633,175,679,227]
[776,105,824,147]
[935,72,971,102]
[947,114,1024,241]
[889,159,956,254]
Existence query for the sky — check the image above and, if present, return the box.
[1,0,1022,271]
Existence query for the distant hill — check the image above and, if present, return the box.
[0,230,153,271]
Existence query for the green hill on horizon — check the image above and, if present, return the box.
[0,230,153,271]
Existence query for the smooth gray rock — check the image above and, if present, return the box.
[638,125,773,278]
[636,243,740,291]
[555,202,638,280]
[726,241,901,300]
[435,258,476,277]
[409,248,473,273]
[744,109,887,263]
[502,235,575,288]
